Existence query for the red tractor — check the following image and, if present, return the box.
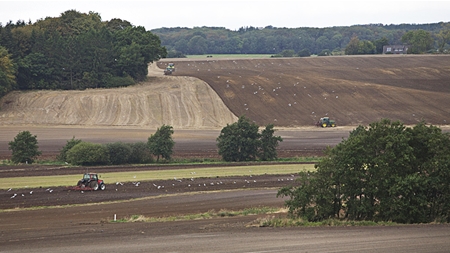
[74,173,106,191]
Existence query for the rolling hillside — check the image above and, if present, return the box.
[0,55,449,128]
[160,55,450,127]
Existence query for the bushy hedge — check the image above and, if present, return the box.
[66,142,109,166]
[105,142,132,165]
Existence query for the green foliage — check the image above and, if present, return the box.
[0,10,166,92]
[8,131,42,164]
[402,29,434,53]
[278,119,450,223]
[217,116,260,162]
[345,36,375,55]
[105,142,132,165]
[0,46,16,97]
[57,136,82,162]
[297,49,311,57]
[217,116,283,162]
[259,124,283,161]
[127,142,153,164]
[153,22,449,55]
[147,125,175,162]
[317,49,332,56]
[66,142,109,166]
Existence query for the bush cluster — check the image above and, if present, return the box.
[278,119,450,224]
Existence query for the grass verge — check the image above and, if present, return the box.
[111,206,280,223]
[253,216,398,227]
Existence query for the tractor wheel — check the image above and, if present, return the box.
[322,123,327,127]
[90,181,99,191]
[331,124,336,127]
[100,183,106,191]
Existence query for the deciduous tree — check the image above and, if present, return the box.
[147,125,175,162]
[8,131,42,164]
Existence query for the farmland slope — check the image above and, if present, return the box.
[160,55,450,126]
[0,64,237,128]
[0,55,449,128]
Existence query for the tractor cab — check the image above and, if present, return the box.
[75,173,105,191]
[316,117,336,127]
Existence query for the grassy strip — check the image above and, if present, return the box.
[254,217,398,227]
[111,206,280,223]
[0,163,314,189]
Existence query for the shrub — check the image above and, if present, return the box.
[66,142,109,166]
[105,142,132,165]
[57,136,82,162]
[127,142,153,164]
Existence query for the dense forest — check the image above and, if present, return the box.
[152,22,450,57]
[0,10,167,98]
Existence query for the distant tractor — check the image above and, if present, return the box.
[74,173,106,191]
[164,63,175,75]
[316,117,336,127]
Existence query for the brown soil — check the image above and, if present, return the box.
[1,56,450,252]
[159,55,450,127]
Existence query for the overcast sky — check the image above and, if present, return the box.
[2,0,450,30]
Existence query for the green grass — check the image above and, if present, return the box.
[0,163,314,189]
[186,54,273,59]
[111,206,279,223]
[255,217,398,227]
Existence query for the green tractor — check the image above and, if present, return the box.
[316,117,336,127]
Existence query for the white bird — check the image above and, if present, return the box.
[30,191,33,195]
[7,188,12,192]
[11,193,17,198]
[21,194,25,197]
[49,189,53,193]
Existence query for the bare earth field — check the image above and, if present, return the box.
[1,56,450,252]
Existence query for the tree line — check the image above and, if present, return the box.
[7,116,282,165]
[152,22,450,57]
[0,10,167,98]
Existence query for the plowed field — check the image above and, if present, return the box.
[1,55,450,252]
[159,55,450,127]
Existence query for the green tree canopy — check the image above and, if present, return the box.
[8,131,42,164]
[259,124,283,161]
[402,29,434,53]
[57,136,82,162]
[0,46,16,97]
[66,142,109,165]
[217,116,261,162]
[147,125,175,162]
[217,116,283,162]
[278,119,450,223]
[0,10,166,94]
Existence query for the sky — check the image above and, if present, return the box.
[1,0,450,30]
